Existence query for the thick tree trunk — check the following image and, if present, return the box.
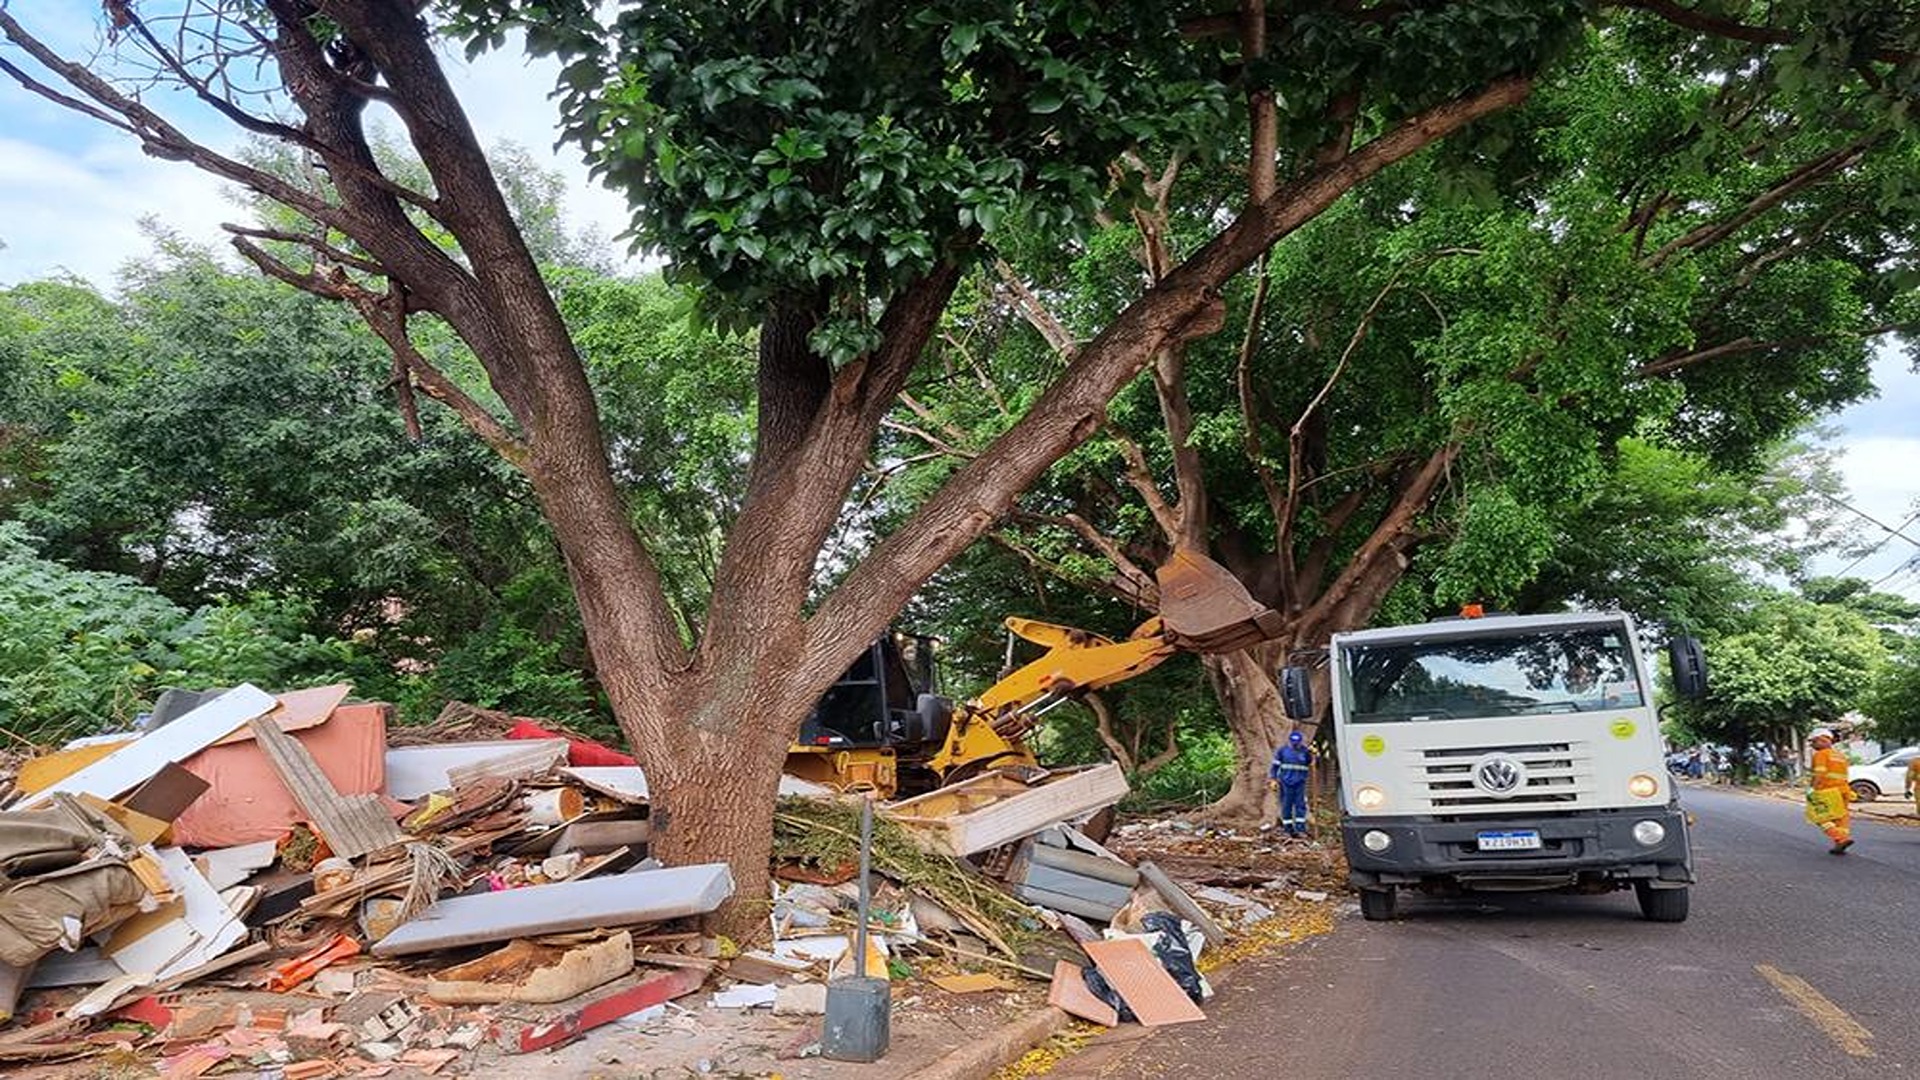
[1198,646,1293,826]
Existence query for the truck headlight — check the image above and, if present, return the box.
[1362,830,1392,852]
[1632,820,1666,846]
[1628,773,1659,798]
[1354,784,1387,810]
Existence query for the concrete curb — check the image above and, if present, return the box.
[902,1005,1069,1080]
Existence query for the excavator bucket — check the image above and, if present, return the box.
[1154,547,1287,653]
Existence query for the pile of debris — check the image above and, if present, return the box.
[0,685,735,1072]
[0,684,1290,1073]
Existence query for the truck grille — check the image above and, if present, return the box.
[1415,742,1594,810]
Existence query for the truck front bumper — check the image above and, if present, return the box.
[1343,804,1693,890]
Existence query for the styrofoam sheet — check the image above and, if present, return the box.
[372,863,734,956]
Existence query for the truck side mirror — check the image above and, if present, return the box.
[1668,636,1708,699]
[1280,666,1315,721]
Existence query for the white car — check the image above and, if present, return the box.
[1848,746,1920,801]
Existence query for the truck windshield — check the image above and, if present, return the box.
[1343,627,1644,722]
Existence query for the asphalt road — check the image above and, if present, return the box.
[1056,785,1920,1079]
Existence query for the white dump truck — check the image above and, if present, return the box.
[1281,610,1706,922]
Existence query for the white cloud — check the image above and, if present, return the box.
[0,135,241,287]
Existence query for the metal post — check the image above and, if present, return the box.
[821,794,890,1062]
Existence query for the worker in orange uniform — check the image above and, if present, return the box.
[1904,754,1920,817]
[1807,728,1855,855]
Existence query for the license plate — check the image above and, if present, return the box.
[1476,830,1542,852]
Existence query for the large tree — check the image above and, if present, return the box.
[3,1,1912,929]
[902,17,1916,819]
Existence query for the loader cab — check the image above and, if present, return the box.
[795,634,953,751]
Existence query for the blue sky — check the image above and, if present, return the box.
[1,6,1915,598]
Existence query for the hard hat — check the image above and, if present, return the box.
[1810,728,1835,741]
[1288,731,1304,744]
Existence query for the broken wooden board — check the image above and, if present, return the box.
[17,685,276,808]
[210,683,352,746]
[447,740,568,790]
[428,932,634,1005]
[1080,937,1204,1026]
[1047,960,1118,1027]
[249,715,405,860]
[884,764,1130,856]
[1137,861,1227,949]
[930,972,1017,993]
[507,966,707,1054]
[372,863,734,957]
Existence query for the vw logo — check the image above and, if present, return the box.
[1473,755,1527,797]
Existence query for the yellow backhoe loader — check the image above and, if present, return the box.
[783,547,1283,798]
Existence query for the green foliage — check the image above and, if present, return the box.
[1864,635,1920,747]
[1124,730,1238,810]
[0,522,372,742]
[1668,593,1888,749]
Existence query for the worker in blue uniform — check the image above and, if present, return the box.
[1268,730,1313,837]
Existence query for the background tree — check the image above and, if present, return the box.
[1666,592,1889,764]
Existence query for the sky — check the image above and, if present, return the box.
[1,6,1916,599]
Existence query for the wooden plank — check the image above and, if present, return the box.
[1080,937,1204,1027]
[1137,862,1227,949]
[18,685,276,808]
[1047,960,1117,1027]
[384,741,567,800]
[371,863,734,957]
[298,828,511,916]
[446,740,568,790]
[884,764,1130,856]
[248,716,405,860]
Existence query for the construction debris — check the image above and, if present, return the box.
[0,681,1303,1076]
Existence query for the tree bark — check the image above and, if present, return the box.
[1199,645,1293,825]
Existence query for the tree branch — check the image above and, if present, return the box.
[1110,429,1184,540]
[1612,0,1918,65]
[1645,138,1876,266]
[993,260,1079,358]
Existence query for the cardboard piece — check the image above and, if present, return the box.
[371,864,734,957]
[1047,960,1118,1026]
[1080,937,1204,1027]
[19,686,276,808]
[428,931,633,1005]
[171,703,391,849]
[930,972,1016,993]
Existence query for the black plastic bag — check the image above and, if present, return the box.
[1079,913,1207,1021]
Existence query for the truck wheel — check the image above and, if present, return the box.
[1635,882,1688,923]
[1359,888,1397,921]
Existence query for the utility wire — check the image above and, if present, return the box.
[1835,509,1920,577]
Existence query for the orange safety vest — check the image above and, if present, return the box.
[1810,746,1850,791]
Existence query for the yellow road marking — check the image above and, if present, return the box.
[1755,964,1875,1058]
